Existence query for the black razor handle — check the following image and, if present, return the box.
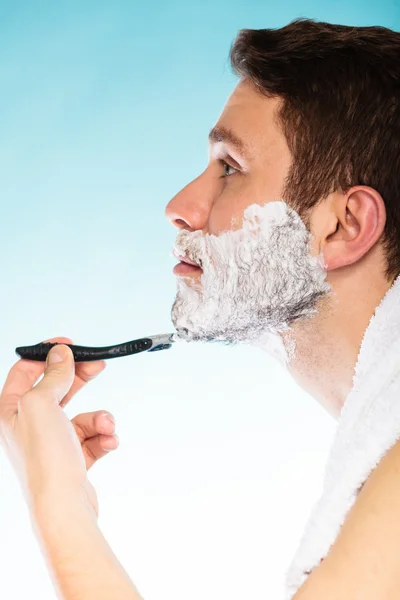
[15,338,154,362]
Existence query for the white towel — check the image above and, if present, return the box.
[284,273,400,599]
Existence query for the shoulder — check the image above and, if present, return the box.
[293,437,400,599]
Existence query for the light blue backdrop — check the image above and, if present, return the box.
[0,2,398,599]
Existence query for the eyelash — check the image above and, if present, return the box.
[219,159,239,177]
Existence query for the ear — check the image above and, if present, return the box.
[322,186,386,271]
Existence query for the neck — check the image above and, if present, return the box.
[282,261,395,420]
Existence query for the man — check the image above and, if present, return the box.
[166,18,399,420]
[166,19,400,597]
[1,18,400,600]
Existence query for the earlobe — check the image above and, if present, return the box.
[322,187,386,272]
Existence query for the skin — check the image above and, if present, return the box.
[0,337,118,515]
[165,78,393,419]
[2,78,400,599]
[0,339,143,599]
[165,78,400,598]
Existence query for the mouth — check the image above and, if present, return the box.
[172,249,203,277]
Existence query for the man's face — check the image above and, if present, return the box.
[167,79,292,240]
[165,79,331,364]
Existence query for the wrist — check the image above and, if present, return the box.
[29,487,143,600]
[30,484,98,534]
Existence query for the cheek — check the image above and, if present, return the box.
[208,205,244,234]
[207,182,261,234]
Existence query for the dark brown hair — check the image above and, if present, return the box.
[230,19,400,282]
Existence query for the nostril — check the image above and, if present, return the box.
[174,218,189,229]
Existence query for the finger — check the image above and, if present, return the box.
[1,336,74,401]
[37,338,106,409]
[44,337,106,409]
[59,360,106,409]
[71,410,116,444]
[45,339,105,380]
[28,345,75,405]
[1,335,105,417]
[83,434,119,471]
[43,337,74,345]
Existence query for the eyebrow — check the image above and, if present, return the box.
[208,125,250,159]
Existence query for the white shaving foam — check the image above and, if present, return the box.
[171,201,331,365]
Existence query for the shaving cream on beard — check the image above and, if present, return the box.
[171,201,332,366]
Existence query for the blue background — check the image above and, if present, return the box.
[0,2,398,599]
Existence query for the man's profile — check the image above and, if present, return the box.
[166,18,400,597]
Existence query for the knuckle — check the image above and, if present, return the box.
[21,389,36,404]
[85,443,98,462]
[46,365,65,377]
[71,417,86,438]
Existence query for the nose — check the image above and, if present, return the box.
[165,173,212,232]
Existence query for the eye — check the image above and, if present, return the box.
[219,159,239,177]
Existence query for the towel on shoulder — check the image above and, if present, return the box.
[284,274,400,599]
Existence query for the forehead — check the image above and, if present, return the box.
[214,80,284,159]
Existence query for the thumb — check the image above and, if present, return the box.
[33,344,75,404]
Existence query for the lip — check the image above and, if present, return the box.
[172,249,200,267]
[173,262,203,277]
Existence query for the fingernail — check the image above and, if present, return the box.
[101,412,115,425]
[47,345,66,365]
